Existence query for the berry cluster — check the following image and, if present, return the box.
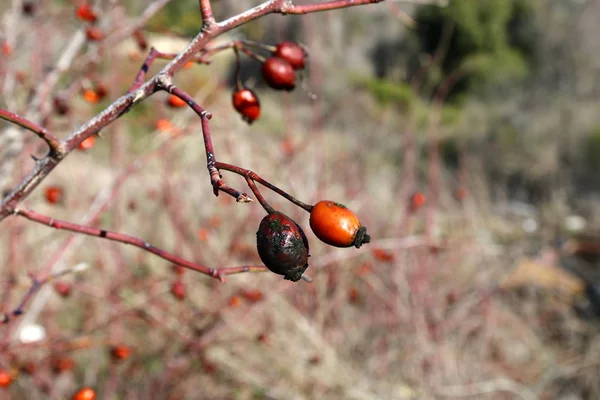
[231,41,307,124]
[75,3,104,42]
[256,200,370,282]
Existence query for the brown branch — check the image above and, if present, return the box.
[162,84,253,202]
[216,162,313,212]
[14,208,267,282]
[0,0,383,221]
[0,109,61,155]
[280,0,385,14]
[199,0,215,26]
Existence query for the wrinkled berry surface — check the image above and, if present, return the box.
[256,212,309,282]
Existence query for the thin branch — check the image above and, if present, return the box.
[0,109,61,154]
[199,0,215,26]
[216,162,313,212]
[1,263,87,324]
[162,85,252,202]
[0,0,382,221]
[14,208,267,282]
[245,178,276,214]
[280,0,385,14]
[128,48,161,93]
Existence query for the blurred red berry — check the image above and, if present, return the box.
[167,95,186,108]
[44,186,63,204]
[232,88,261,124]
[0,369,12,388]
[78,136,95,150]
[72,387,96,400]
[76,4,97,23]
[171,280,186,301]
[348,287,361,304]
[1,42,13,56]
[372,248,394,262]
[109,345,131,362]
[410,192,426,210]
[274,42,306,70]
[262,57,296,91]
[85,26,104,42]
[228,295,242,308]
[240,289,264,303]
[54,281,72,298]
[51,357,75,374]
[82,89,100,104]
[171,264,185,276]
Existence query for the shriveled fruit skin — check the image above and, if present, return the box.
[256,212,309,282]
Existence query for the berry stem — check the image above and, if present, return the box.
[161,85,252,203]
[239,46,266,63]
[239,39,277,53]
[215,161,313,212]
[0,108,61,156]
[245,177,276,214]
[234,47,243,91]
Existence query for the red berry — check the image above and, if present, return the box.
[78,136,95,150]
[171,264,185,276]
[85,26,104,42]
[53,96,70,115]
[109,345,131,362]
[51,357,75,374]
[240,289,264,302]
[76,4,97,23]
[228,295,242,308]
[256,212,309,282]
[410,192,426,211]
[232,88,261,124]
[1,42,13,57]
[167,95,186,108]
[274,42,306,70]
[171,280,186,301]
[44,186,63,204]
[72,387,96,400]
[54,281,72,298]
[261,57,296,91]
[309,201,370,248]
[0,369,12,388]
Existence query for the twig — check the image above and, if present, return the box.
[216,162,313,212]
[14,208,267,283]
[245,177,275,214]
[280,0,385,15]
[0,109,61,155]
[161,84,252,202]
[128,48,161,93]
[0,0,384,221]
[199,0,216,27]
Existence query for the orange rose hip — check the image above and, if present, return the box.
[309,200,370,248]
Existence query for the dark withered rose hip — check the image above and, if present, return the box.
[256,212,309,282]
